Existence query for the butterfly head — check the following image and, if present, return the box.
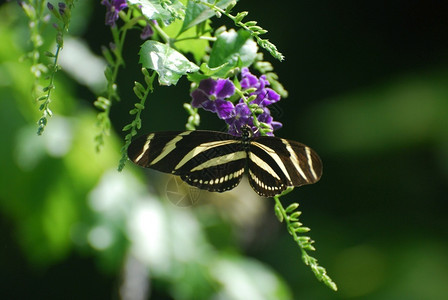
[240,125,255,146]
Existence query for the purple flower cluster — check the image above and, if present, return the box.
[191,68,282,136]
[101,0,127,26]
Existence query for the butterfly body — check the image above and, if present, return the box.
[128,129,322,197]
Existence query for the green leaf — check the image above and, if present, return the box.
[187,61,230,82]
[208,29,257,77]
[164,18,210,63]
[139,40,199,85]
[187,72,209,82]
[180,0,234,33]
[128,0,185,25]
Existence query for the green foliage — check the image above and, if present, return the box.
[208,29,257,77]
[93,12,129,151]
[20,0,48,86]
[16,0,335,292]
[183,102,201,130]
[128,0,186,23]
[20,0,76,135]
[181,0,232,32]
[139,40,199,85]
[118,68,156,171]
[196,0,284,61]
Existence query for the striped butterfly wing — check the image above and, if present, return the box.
[127,131,247,193]
[248,137,323,197]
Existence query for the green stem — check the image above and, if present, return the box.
[37,2,71,135]
[234,87,264,132]
[118,71,155,171]
[273,196,338,291]
[174,35,217,43]
[152,21,171,44]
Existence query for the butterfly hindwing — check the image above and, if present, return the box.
[248,136,322,197]
[247,140,289,196]
[181,158,246,192]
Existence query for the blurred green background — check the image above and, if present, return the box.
[1,1,448,299]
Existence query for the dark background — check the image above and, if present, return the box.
[1,1,448,299]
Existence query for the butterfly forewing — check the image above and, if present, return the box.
[127,131,186,171]
[127,130,247,193]
[283,138,323,185]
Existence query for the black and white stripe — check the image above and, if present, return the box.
[127,128,322,197]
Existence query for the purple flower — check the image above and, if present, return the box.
[240,67,280,107]
[225,101,254,136]
[58,2,66,15]
[190,70,283,137]
[191,78,235,119]
[101,0,127,26]
[140,24,154,40]
[257,108,282,136]
[140,20,157,40]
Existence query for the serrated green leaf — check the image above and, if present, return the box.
[139,40,199,85]
[128,0,185,25]
[208,29,257,77]
[180,0,234,33]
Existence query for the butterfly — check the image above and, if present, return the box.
[128,126,322,197]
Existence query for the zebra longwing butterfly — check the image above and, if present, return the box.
[127,127,322,197]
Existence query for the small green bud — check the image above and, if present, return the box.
[274,204,284,222]
[234,11,248,23]
[285,203,299,213]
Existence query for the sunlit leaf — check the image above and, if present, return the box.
[128,0,185,24]
[208,29,257,77]
[139,40,199,85]
[180,0,234,33]
[164,18,211,63]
